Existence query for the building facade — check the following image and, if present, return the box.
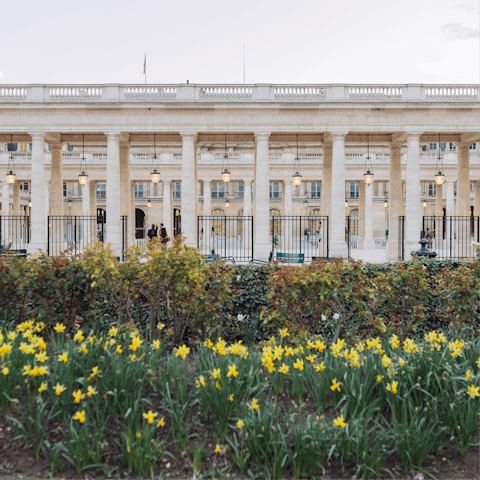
[0,83,479,261]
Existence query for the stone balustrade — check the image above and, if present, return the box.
[1,84,479,103]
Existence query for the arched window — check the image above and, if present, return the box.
[270,208,281,236]
[308,208,323,233]
[212,208,226,235]
[348,208,359,236]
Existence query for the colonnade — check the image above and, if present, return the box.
[6,130,475,261]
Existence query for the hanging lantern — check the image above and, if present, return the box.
[434,134,445,186]
[147,198,152,208]
[6,134,16,184]
[28,198,32,208]
[364,133,374,186]
[384,200,388,208]
[225,200,230,209]
[345,199,349,208]
[78,134,89,185]
[423,200,427,208]
[292,134,302,186]
[221,133,231,183]
[150,133,161,183]
[78,171,88,186]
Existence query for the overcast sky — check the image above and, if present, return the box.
[1,0,479,85]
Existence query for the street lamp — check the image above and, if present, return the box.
[150,133,161,184]
[221,133,231,183]
[147,198,152,208]
[225,200,230,209]
[292,134,302,186]
[6,134,16,184]
[434,133,445,186]
[364,133,374,185]
[28,198,32,208]
[78,134,88,185]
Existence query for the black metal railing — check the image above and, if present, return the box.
[48,215,128,258]
[197,215,253,262]
[0,215,30,250]
[270,215,329,262]
[421,215,479,260]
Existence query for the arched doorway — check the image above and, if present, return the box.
[348,209,359,247]
[174,208,181,238]
[135,208,146,239]
[96,208,106,243]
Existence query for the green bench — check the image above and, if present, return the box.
[0,247,27,258]
[276,252,304,264]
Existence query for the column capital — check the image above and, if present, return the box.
[254,132,271,142]
[405,131,423,140]
[119,141,131,149]
[105,132,122,140]
[49,142,64,150]
[29,132,45,142]
[179,131,198,141]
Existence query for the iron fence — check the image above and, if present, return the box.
[48,215,128,258]
[0,215,30,250]
[197,215,253,262]
[421,215,479,260]
[270,215,329,262]
[398,216,405,260]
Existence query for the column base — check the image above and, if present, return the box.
[357,238,375,250]
[254,241,272,261]
[330,242,348,258]
[385,241,399,261]
[27,243,47,255]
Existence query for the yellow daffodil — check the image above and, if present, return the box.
[53,323,66,333]
[381,354,392,368]
[293,358,304,371]
[136,432,142,438]
[251,398,259,410]
[129,335,143,352]
[157,417,166,428]
[203,338,214,349]
[389,334,400,349]
[330,378,341,392]
[306,354,316,363]
[116,345,123,354]
[236,420,244,429]
[7,331,17,341]
[73,330,85,342]
[58,352,69,363]
[212,368,221,379]
[195,375,206,388]
[54,383,66,395]
[333,414,346,428]
[279,328,289,338]
[35,351,48,363]
[143,410,158,424]
[2,367,8,376]
[127,445,131,453]
[215,381,221,390]
[72,389,85,403]
[175,344,190,359]
[466,370,472,381]
[314,362,326,372]
[467,385,480,398]
[227,364,239,378]
[89,366,101,379]
[152,339,160,351]
[215,444,221,453]
[73,410,86,424]
[377,375,384,382]
[38,382,47,393]
[108,326,118,337]
[157,323,166,331]
[403,338,419,354]
[314,340,327,352]
[229,394,234,402]
[87,386,98,397]
[477,357,480,368]
[386,381,398,394]
[278,363,289,374]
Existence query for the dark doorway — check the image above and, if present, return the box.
[174,208,181,238]
[135,208,146,239]
[96,208,106,243]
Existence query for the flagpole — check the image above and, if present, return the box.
[144,52,147,85]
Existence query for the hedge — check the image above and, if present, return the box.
[1,238,478,344]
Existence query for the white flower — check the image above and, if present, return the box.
[333,313,340,320]
[237,314,245,322]
[321,314,326,321]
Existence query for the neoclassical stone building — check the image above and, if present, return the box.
[0,83,479,261]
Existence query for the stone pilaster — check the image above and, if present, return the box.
[106,133,122,255]
[50,144,63,215]
[130,182,135,245]
[322,143,332,218]
[1,182,10,247]
[13,183,20,214]
[456,143,470,215]
[162,180,172,239]
[358,181,365,244]
[359,180,375,249]
[386,144,402,261]
[202,180,212,251]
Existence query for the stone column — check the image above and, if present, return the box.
[435,183,444,246]
[457,143,470,215]
[1,182,10,247]
[242,180,252,252]
[254,133,271,260]
[119,142,131,250]
[322,143,332,216]
[330,133,347,257]
[180,133,197,247]
[386,144,402,260]
[163,180,172,240]
[130,182,135,245]
[106,133,122,255]
[363,181,375,249]
[445,181,455,253]
[81,180,93,247]
[203,180,212,252]
[358,181,365,245]
[45,181,50,246]
[50,144,63,214]
[405,133,422,255]
[13,183,20,214]
[28,133,47,253]
[474,181,480,241]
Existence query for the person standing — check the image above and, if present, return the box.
[160,223,168,244]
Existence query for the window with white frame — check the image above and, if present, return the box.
[310,182,321,198]
[19,182,29,191]
[237,183,244,199]
[63,183,67,198]
[134,183,144,198]
[269,182,282,199]
[428,183,436,197]
[449,143,456,151]
[212,182,227,199]
[96,183,106,199]
[429,143,437,151]
[173,182,181,199]
[350,183,359,199]
[470,143,477,150]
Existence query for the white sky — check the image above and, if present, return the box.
[1,0,479,85]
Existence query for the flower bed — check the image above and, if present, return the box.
[0,320,479,479]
